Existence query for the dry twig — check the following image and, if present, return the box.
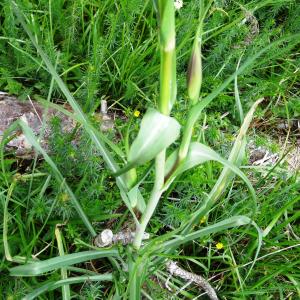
[166,260,218,300]
[94,229,150,247]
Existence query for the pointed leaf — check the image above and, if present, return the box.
[23,274,113,300]
[165,142,255,200]
[159,215,262,278]
[182,99,263,233]
[10,249,119,277]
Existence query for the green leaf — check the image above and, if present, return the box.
[161,216,260,250]
[128,185,146,213]
[182,98,263,233]
[158,215,262,280]
[165,142,256,200]
[234,56,244,124]
[23,274,113,300]
[10,249,119,277]
[115,109,180,176]
[129,109,180,164]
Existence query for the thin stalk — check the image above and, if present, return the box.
[55,227,71,300]
[133,151,165,249]
[168,1,212,176]
[157,0,176,114]
[3,181,17,262]
[133,0,176,249]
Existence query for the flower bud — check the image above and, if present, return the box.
[187,41,202,104]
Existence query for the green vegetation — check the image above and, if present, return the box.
[1,0,299,299]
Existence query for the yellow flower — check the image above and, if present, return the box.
[59,193,70,203]
[133,110,140,117]
[200,216,207,224]
[216,242,224,250]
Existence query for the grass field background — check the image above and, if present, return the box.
[0,0,299,299]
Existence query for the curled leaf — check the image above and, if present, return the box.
[115,109,180,176]
[165,142,255,200]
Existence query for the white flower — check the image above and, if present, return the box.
[174,0,183,10]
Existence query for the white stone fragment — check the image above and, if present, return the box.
[174,0,183,10]
[94,229,113,247]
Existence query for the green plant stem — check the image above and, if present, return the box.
[132,0,175,249]
[3,181,17,262]
[165,102,202,182]
[158,0,176,115]
[175,1,213,164]
[133,151,165,249]
[178,107,198,160]
[55,227,71,300]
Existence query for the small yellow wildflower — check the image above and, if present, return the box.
[133,110,140,117]
[59,193,70,203]
[216,242,224,250]
[200,216,207,224]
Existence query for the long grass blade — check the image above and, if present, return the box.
[234,55,244,123]
[10,249,118,276]
[161,216,251,249]
[23,274,113,300]
[55,227,70,300]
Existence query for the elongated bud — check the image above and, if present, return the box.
[187,40,202,104]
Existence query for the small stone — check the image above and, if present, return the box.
[94,229,113,247]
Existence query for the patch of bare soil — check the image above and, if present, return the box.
[0,92,117,159]
[249,116,300,173]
